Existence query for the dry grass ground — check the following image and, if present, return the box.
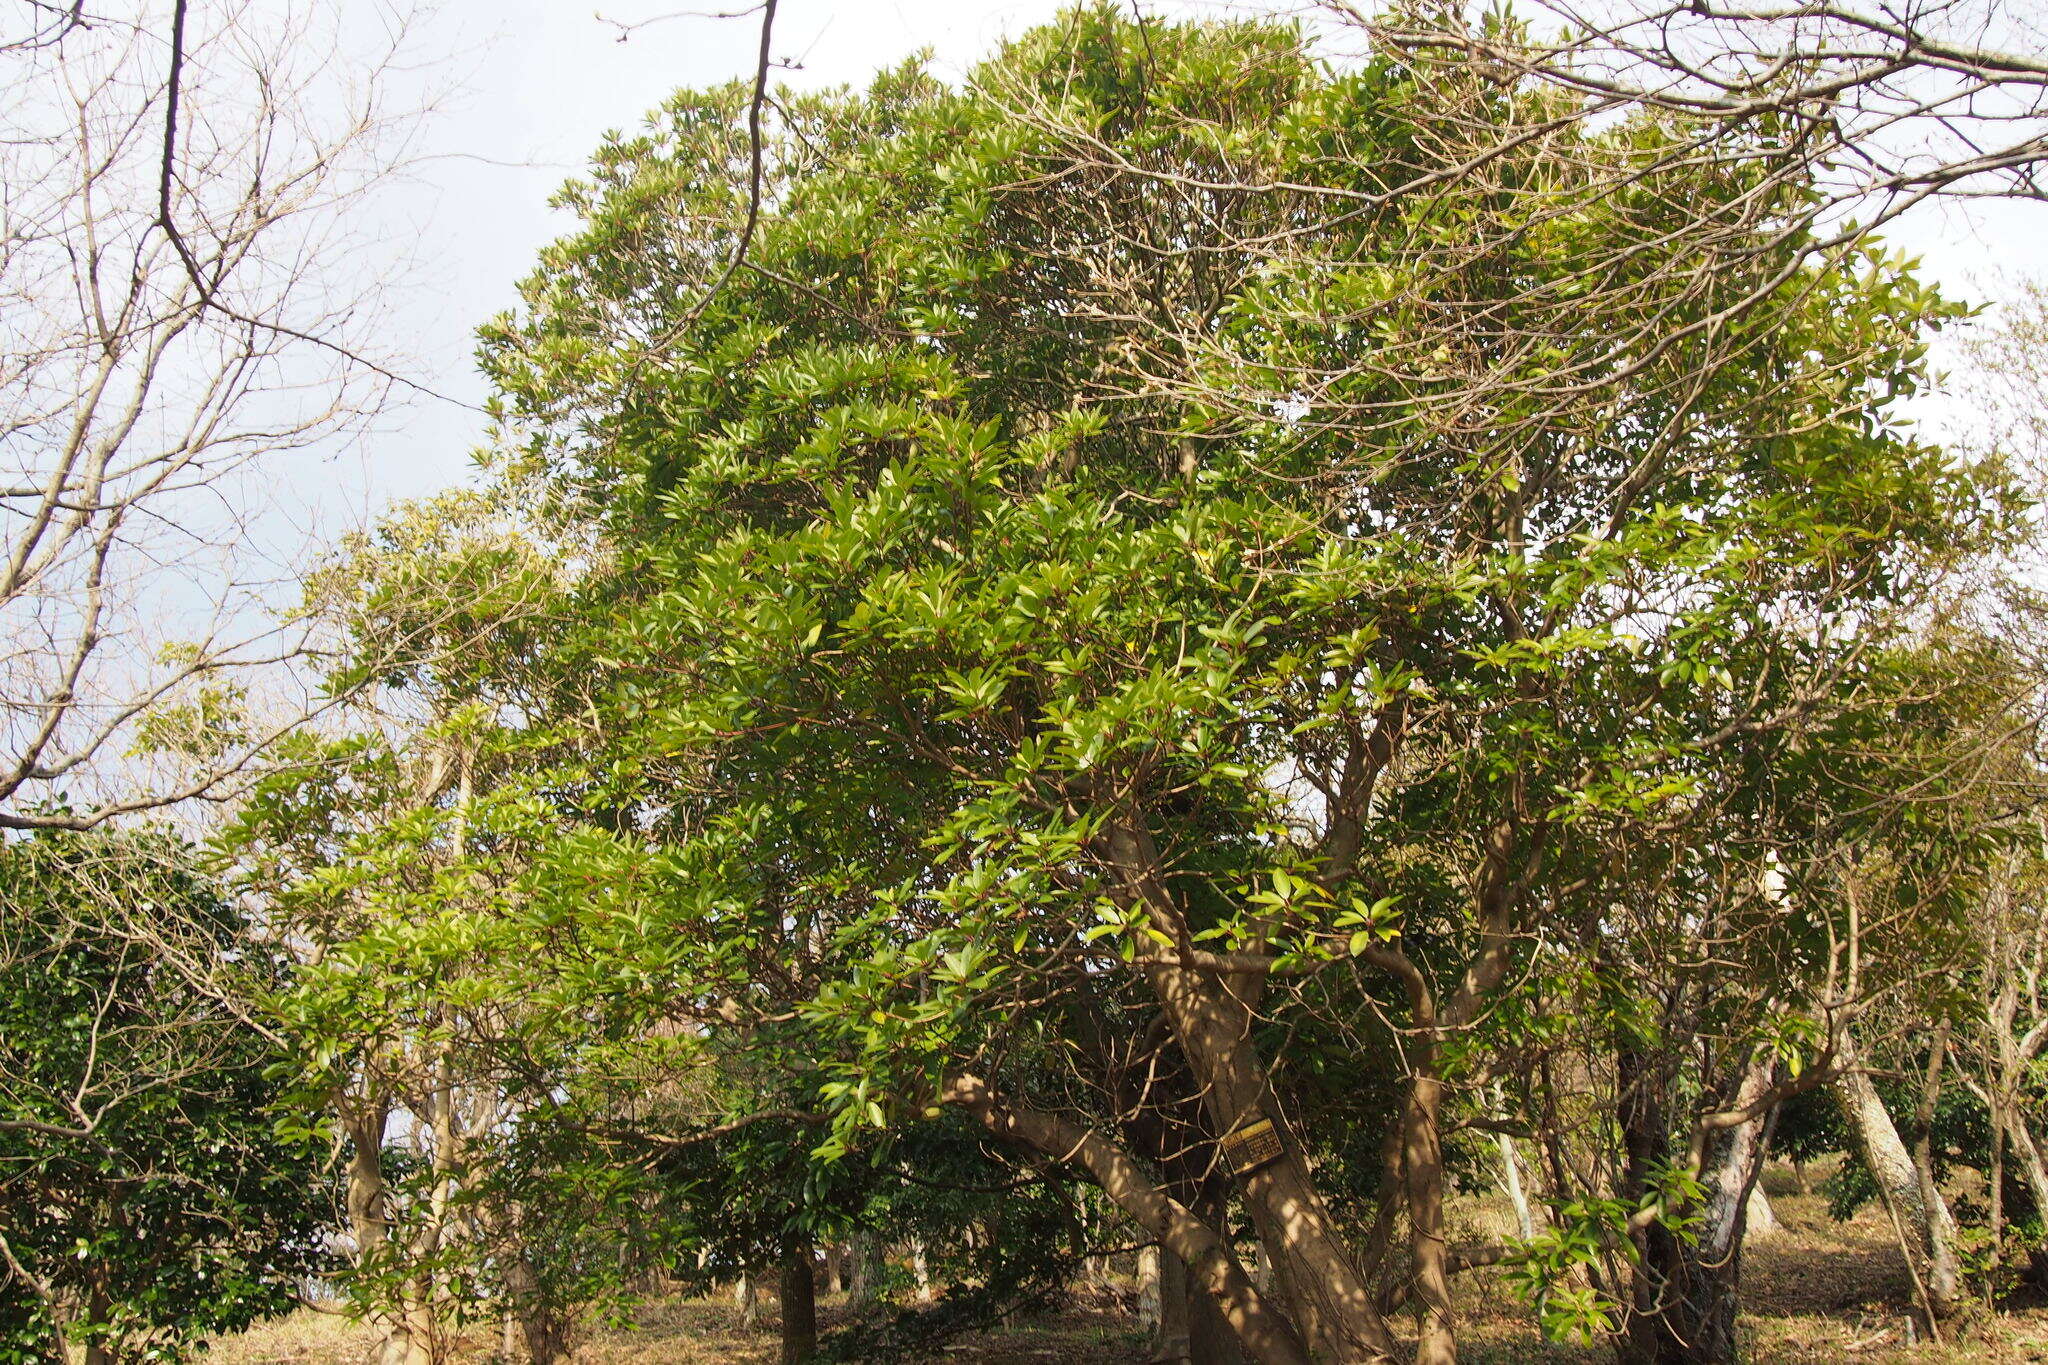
[207,1183,2048,1364]
[208,1296,1144,1365]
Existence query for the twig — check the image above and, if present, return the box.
[155,0,481,412]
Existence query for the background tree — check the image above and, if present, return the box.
[0,832,327,1365]
[0,0,420,829]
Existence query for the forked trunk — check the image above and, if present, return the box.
[1617,1052,1777,1364]
[1166,975,1399,1361]
[1139,948,1397,1362]
[946,1073,1312,1365]
[1834,1034,1959,1319]
[1101,814,1396,1362]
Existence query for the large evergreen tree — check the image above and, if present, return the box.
[249,8,2011,1363]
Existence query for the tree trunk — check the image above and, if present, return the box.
[1667,1061,1776,1363]
[1402,1070,1457,1365]
[910,1237,933,1303]
[1141,955,1397,1362]
[1153,1242,1246,1365]
[76,1277,113,1365]
[846,1234,878,1307]
[502,1255,564,1364]
[2012,1117,2048,1230]
[1746,1186,1781,1240]
[1835,1035,1960,1318]
[1498,1131,1535,1241]
[1188,1268,1249,1365]
[1109,818,1396,1363]
[1617,1052,1776,1364]
[1911,1022,1959,1313]
[1139,1245,1163,1334]
[1154,1245,1191,1364]
[736,1271,762,1332]
[779,1243,817,1365]
[946,1072,1314,1365]
[823,1244,844,1296]
[343,1104,433,1365]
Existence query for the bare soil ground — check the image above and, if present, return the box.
[208,1188,2048,1364]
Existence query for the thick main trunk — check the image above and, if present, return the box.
[76,1278,113,1365]
[343,1106,432,1365]
[1155,1244,1191,1364]
[945,1073,1312,1365]
[1617,1054,1776,1364]
[1404,1071,1457,1365]
[779,1243,816,1365]
[1143,958,1396,1362]
[502,1255,564,1364]
[1109,819,1395,1363]
[1187,1264,1249,1365]
[1663,1061,1776,1365]
[1152,1240,1248,1364]
[1834,1036,1959,1318]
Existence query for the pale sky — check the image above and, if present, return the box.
[336,0,1085,514]
[335,0,2048,522]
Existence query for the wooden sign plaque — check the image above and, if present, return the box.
[1220,1116,1284,1177]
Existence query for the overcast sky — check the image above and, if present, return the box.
[335,0,2048,523]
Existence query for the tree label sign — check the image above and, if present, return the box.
[1222,1117,1284,1177]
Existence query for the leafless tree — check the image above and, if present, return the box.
[1347,0,2047,225]
[0,0,426,830]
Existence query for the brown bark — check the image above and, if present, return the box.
[736,1271,762,1332]
[1155,1244,1192,1364]
[78,1277,112,1365]
[1616,1052,1785,1365]
[1911,1022,1959,1310]
[1188,1265,1249,1365]
[502,1256,565,1364]
[342,1103,432,1365]
[846,1234,878,1307]
[1108,819,1397,1363]
[779,1242,816,1365]
[1403,1072,1457,1365]
[943,1073,1312,1365]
